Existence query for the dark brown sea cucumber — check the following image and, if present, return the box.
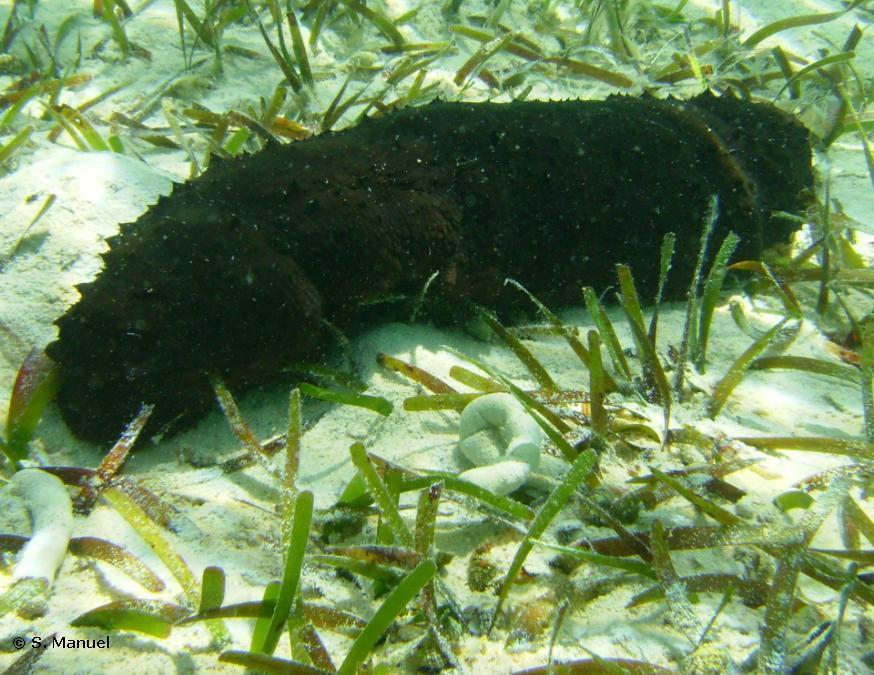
[45,93,813,444]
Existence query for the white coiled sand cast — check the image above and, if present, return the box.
[457,393,545,496]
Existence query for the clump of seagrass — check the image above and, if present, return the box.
[371,182,874,672]
[0,352,216,654]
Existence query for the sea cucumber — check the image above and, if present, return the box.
[46,93,814,444]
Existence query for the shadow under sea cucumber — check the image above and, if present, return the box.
[45,92,814,444]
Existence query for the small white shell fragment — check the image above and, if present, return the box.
[2,468,73,586]
[457,392,544,494]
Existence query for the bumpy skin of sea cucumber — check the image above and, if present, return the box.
[46,93,813,444]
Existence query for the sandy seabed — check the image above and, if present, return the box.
[1,0,874,672]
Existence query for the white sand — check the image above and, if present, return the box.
[1,0,873,672]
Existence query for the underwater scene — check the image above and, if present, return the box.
[1,0,874,672]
